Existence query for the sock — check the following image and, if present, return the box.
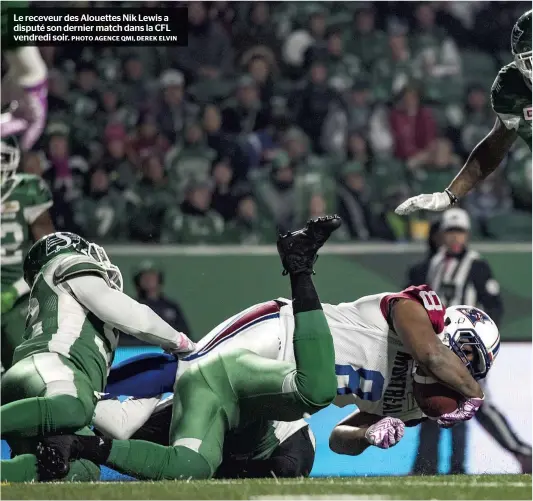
[74,436,113,464]
[64,459,101,482]
[106,440,211,480]
[290,274,321,314]
[1,395,89,439]
[1,455,39,482]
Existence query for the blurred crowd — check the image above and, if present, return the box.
[19,1,532,243]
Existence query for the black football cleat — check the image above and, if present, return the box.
[35,435,79,481]
[277,215,342,275]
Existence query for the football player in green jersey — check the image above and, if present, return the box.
[1,135,55,373]
[35,216,341,482]
[396,10,532,215]
[0,232,195,482]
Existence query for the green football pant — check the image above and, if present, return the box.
[1,295,29,373]
[103,309,337,480]
[1,352,100,482]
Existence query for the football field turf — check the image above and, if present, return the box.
[1,475,531,500]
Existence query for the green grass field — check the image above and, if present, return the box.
[2,475,531,500]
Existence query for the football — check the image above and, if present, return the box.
[413,367,462,417]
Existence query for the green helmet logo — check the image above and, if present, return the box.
[45,232,82,256]
[511,10,532,80]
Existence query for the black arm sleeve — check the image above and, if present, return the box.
[471,259,504,326]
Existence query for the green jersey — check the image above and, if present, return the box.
[491,62,532,148]
[1,174,53,289]
[13,252,118,391]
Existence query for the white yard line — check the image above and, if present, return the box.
[25,478,529,488]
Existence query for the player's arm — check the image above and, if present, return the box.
[447,117,517,200]
[66,274,194,354]
[93,396,164,440]
[30,210,55,241]
[329,410,404,455]
[391,299,483,399]
[3,47,48,150]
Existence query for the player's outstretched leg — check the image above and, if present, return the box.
[277,215,340,408]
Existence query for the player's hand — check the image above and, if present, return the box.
[1,286,18,314]
[165,333,196,359]
[1,82,48,150]
[365,417,405,449]
[433,396,484,428]
[395,191,452,215]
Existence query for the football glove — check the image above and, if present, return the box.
[365,417,405,449]
[432,395,485,428]
[1,80,48,151]
[1,286,18,314]
[164,333,196,359]
[395,190,457,215]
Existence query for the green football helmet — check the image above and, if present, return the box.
[0,135,21,185]
[24,232,123,291]
[511,10,532,81]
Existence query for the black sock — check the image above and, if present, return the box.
[76,436,113,464]
[290,274,321,313]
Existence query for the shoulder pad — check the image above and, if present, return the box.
[53,254,110,286]
[491,63,527,115]
[380,285,446,335]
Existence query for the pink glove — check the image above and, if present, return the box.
[365,417,405,449]
[434,396,484,428]
[1,80,48,151]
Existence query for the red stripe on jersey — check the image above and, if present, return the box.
[200,300,281,353]
[380,285,446,334]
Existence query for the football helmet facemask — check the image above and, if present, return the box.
[0,135,21,185]
[440,305,500,381]
[511,10,532,81]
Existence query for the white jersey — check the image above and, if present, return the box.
[181,286,446,423]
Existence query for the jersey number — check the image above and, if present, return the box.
[1,222,24,265]
[335,364,385,401]
[419,290,443,311]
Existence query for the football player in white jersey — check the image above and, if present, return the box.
[98,283,497,460]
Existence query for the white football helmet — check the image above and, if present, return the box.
[441,305,500,381]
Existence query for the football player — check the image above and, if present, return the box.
[2,1,48,150]
[39,216,492,482]
[94,393,316,479]
[1,136,55,374]
[0,232,195,482]
[396,10,532,215]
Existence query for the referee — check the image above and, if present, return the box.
[409,208,532,474]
